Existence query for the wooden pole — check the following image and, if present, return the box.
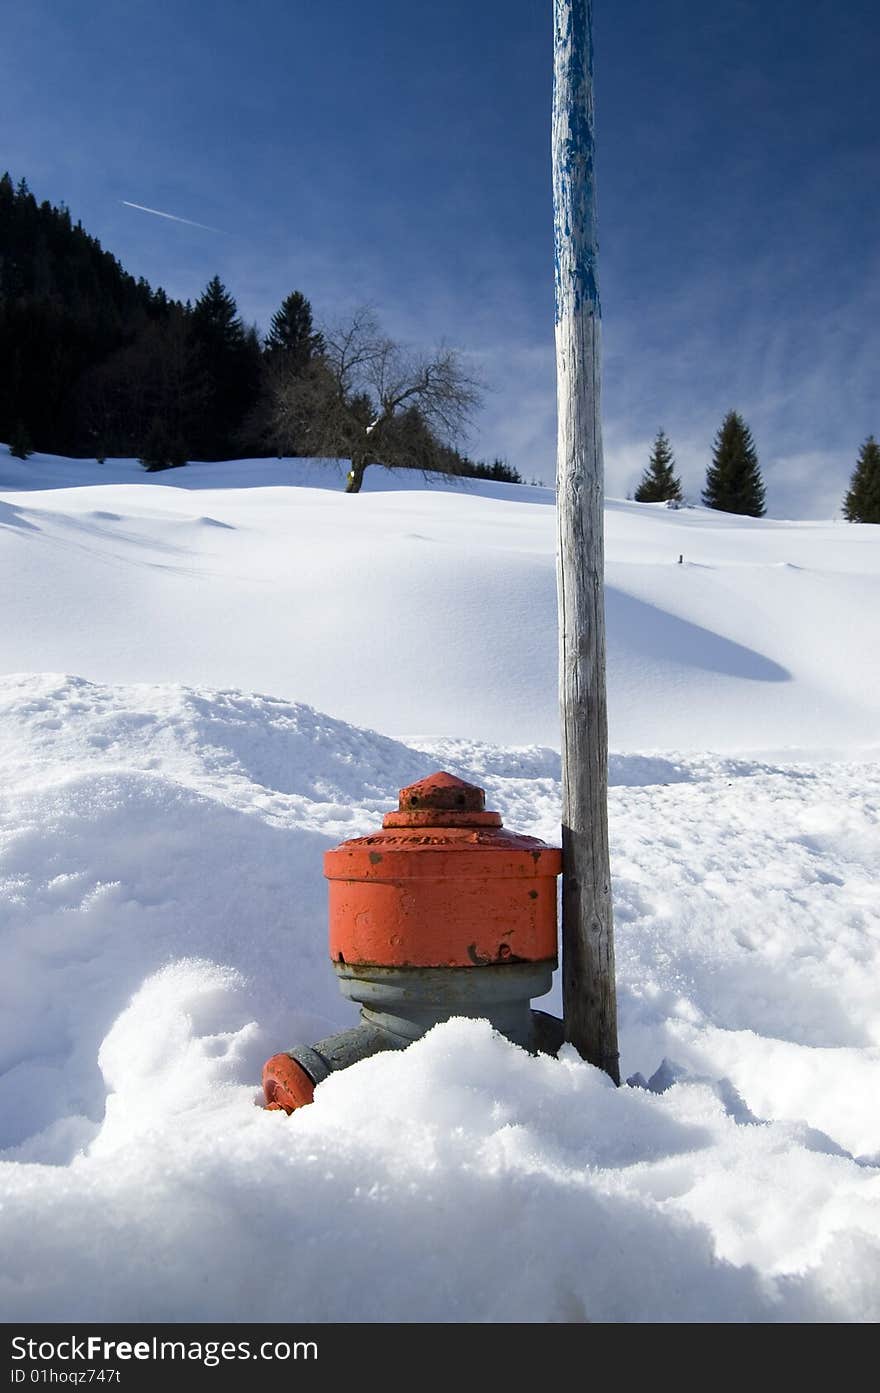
[552,0,619,1083]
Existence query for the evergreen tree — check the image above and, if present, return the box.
[702,411,766,516]
[487,457,522,483]
[139,418,187,471]
[634,429,682,503]
[190,276,260,458]
[191,275,243,352]
[843,435,880,523]
[9,422,33,459]
[242,291,326,456]
[78,307,207,462]
[0,169,172,454]
[264,291,324,371]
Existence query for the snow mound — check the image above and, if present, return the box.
[0,674,878,1320]
[2,453,878,750]
[1,992,878,1323]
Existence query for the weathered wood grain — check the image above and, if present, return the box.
[552,0,619,1083]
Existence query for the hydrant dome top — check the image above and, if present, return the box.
[399,771,484,812]
[383,771,503,830]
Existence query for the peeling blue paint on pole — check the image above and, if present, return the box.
[552,0,619,1082]
[553,0,600,324]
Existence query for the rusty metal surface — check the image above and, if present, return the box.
[382,808,503,829]
[327,872,559,968]
[262,1052,317,1114]
[325,769,561,969]
[398,771,486,812]
[384,773,498,828]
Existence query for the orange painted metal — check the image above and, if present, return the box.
[262,1053,316,1114]
[324,773,561,969]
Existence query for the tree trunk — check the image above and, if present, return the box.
[345,456,367,493]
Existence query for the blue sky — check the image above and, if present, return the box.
[2,0,877,516]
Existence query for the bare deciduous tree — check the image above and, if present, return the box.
[265,307,483,492]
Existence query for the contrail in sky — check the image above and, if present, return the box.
[121,200,222,233]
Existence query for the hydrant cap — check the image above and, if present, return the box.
[400,771,484,812]
[383,772,502,829]
[324,770,561,968]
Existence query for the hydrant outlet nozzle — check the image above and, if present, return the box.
[262,1053,316,1112]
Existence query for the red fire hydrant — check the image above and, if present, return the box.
[262,772,563,1112]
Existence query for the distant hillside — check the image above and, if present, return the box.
[0,175,517,487]
[0,173,170,455]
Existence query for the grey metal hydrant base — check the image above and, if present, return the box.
[284,961,564,1089]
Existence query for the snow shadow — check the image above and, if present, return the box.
[0,500,41,533]
[607,588,791,682]
[1,456,556,503]
[181,690,429,802]
[608,753,693,786]
[422,743,800,792]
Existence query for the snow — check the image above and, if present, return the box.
[2,453,877,752]
[1,450,878,1322]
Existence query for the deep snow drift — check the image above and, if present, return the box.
[0,453,878,1323]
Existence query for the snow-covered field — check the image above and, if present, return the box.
[1,452,878,1322]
